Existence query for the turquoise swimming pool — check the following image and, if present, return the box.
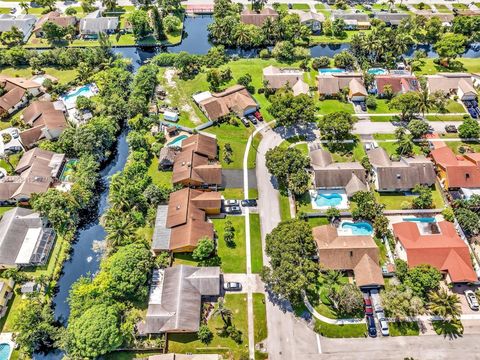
[319,68,346,74]
[0,343,11,360]
[315,193,343,207]
[404,217,436,223]
[341,221,373,236]
[368,68,388,75]
[61,84,95,109]
[167,134,188,147]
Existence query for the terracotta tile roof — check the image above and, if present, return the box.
[375,74,418,95]
[431,146,480,188]
[349,78,367,97]
[313,225,384,287]
[240,7,279,26]
[33,11,77,32]
[181,134,217,159]
[393,221,477,283]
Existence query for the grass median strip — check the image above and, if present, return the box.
[250,214,263,274]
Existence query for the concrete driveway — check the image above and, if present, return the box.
[222,273,265,294]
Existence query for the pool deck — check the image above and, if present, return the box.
[0,333,14,360]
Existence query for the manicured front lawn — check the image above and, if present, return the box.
[250,214,263,274]
[327,140,366,163]
[452,3,468,9]
[0,8,11,13]
[253,293,267,345]
[147,156,173,188]
[221,188,244,200]
[434,4,452,12]
[374,184,444,210]
[27,6,48,14]
[0,206,13,216]
[314,319,366,338]
[444,100,466,113]
[279,191,291,221]
[318,100,354,115]
[369,115,395,122]
[389,321,420,336]
[213,216,247,273]
[367,99,398,114]
[168,294,249,359]
[413,3,431,10]
[446,141,480,154]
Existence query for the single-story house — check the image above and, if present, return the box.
[331,11,370,29]
[374,12,409,26]
[0,76,42,116]
[79,10,119,36]
[197,85,258,121]
[0,207,55,269]
[393,220,477,283]
[290,10,325,31]
[152,187,221,253]
[415,11,454,25]
[172,134,221,188]
[310,148,367,197]
[19,101,68,149]
[0,76,42,97]
[426,73,477,100]
[374,73,419,96]
[0,148,65,203]
[158,146,179,170]
[33,11,77,37]
[0,278,14,318]
[240,7,279,27]
[317,73,367,100]
[367,147,436,192]
[430,146,480,190]
[138,266,220,334]
[263,65,310,96]
[313,224,384,288]
[0,14,37,42]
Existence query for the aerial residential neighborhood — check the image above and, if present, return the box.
[0,0,480,359]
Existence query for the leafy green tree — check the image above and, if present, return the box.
[36,0,56,10]
[0,27,24,46]
[318,111,356,149]
[213,297,233,326]
[198,324,213,344]
[271,41,297,62]
[251,0,267,11]
[428,289,461,320]
[261,219,318,305]
[404,264,442,299]
[412,184,433,209]
[434,33,467,65]
[143,183,169,206]
[350,191,385,221]
[395,127,415,156]
[328,283,364,316]
[19,1,29,13]
[151,7,165,41]
[408,119,430,138]
[373,215,390,238]
[454,207,480,235]
[333,50,354,68]
[268,89,315,127]
[65,304,123,358]
[223,219,235,247]
[381,285,424,319]
[389,92,420,122]
[193,237,215,260]
[325,207,340,222]
[13,297,60,355]
[458,117,480,139]
[163,14,181,33]
[312,56,330,69]
[102,0,117,11]
[65,6,77,15]
[128,10,152,39]
[288,170,311,196]
[75,95,94,111]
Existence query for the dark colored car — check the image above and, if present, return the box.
[360,102,367,112]
[445,125,457,133]
[248,115,258,125]
[288,3,292,9]
[367,315,377,338]
[254,111,264,121]
[225,206,242,215]
[468,108,478,119]
[224,282,242,291]
[241,199,258,207]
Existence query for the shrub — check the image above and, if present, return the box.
[65,7,77,15]
[366,95,377,109]
[197,325,213,344]
[259,49,271,59]
[2,133,12,143]
[311,56,330,69]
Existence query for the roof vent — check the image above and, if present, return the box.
[396,174,401,179]
[176,205,181,210]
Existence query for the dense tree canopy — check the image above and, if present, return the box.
[317,111,356,144]
[267,88,316,127]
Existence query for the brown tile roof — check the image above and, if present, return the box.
[181,134,217,159]
[393,221,477,283]
[431,146,480,188]
[199,85,257,121]
[313,225,384,287]
[2,77,41,90]
[317,73,363,95]
[427,73,474,94]
[172,148,222,186]
[22,101,56,125]
[0,86,25,111]
[349,78,367,97]
[240,7,279,26]
[33,11,77,32]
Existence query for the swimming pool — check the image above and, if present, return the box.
[0,343,11,360]
[318,68,346,74]
[310,189,349,210]
[403,217,436,223]
[61,84,96,109]
[60,159,78,182]
[168,134,188,147]
[341,221,373,236]
[368,68,388,75]
[315,193,343,207]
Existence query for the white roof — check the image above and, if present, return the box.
[192,91,212,104]
[15,227,41,264]
[164,110,179,121]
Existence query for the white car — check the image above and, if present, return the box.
[379,318,389,336]
[224,199,239,207]
[465,290,479,310]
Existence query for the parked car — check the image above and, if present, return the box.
[254,111,263,121]
[379,318,389,336]
[366,315,377,337]
[445,125,457,133]
[288,3,292,8]
[468,108,478,119]
[224,199,239,207]
[225,206,242,215]
[248,115,258,125]
[364,297,373,315]
[465,290,479,310]
[241,117,250,127]
[364,143,372,151]
[360,102,367,112]
[241,199,258,207]
[10,8,16,13]
[10,129,19,139]
[224,281,242,291]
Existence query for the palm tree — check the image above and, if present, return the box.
[104,216,136,248]
[213,298,233,327]
[322,269,342,288]
[19,1,30,14]
[428,289,462,320]
[102,0,117,11]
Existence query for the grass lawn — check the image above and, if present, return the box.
[389,321,420,336]
[248,132,262,169]
[0,67,77,84]
[413,3,431,10]
[376,140,424,157]
[250,214,263,274]
[426,114,468,121]
[310,30,371,44]
[314,319,366,338]
[172,252,197,267]
[367,99,398,114]
[327,140,366,163]
[0,289,23,332]
[27,6,48,14]
[416,58,480,76]
[446,140,480,154]
[253,293,267,347]
[307,217,329,228]
[147,156,173,188]
[296,191,314,214]
[318,100,354,115]
[206,123,254,169]
[221,188,244,200]
[375,184,444,210]
[0,8,11,13]
[104,351,164,360]
[434,4,452,12]
[452,3,468,9]
[370,115,396,122]
[293,143,309,156]
[213,216,246,273]
[168,294,249,359]
[279,191,291,221]
[444,100,466,113]
[0,206,13,216]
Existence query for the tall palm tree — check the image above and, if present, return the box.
[322,270,342,288]
[19,1,29,14]
[213,298,233,327]
[104,216,137,248]
[428,289,462,320]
